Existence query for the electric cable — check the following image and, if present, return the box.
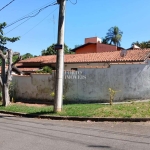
[0,0,15,12]
[5,0,57,28]
[68,0,77,5]
[5,18,31,35]
[21,7,58,37]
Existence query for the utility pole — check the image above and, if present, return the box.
[54,0,66,112]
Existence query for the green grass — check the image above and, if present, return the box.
[0,101,150,118]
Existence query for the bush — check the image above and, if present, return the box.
[36,66,52,74]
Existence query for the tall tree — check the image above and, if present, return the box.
[105,26,123,46]
[41,44,72,56]
[0,50,21,106]
[0,22,20,51]
[0,22,20,106]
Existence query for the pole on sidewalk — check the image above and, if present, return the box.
[54,0,66,112]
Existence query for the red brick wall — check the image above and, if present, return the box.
[75,44,97,54]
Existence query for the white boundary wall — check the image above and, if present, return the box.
[12,60,150,103]
[12,74,55,102]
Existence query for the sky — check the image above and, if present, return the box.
[0,0,150,56]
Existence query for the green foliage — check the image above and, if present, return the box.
[101,37,109,44]
[12,55,18,62]
[74,44,82,48]
[41,43,72,56]
[9,81,16,102]
[12,53,34,63]
[50,91,55,97]
[0,22,20,51]
[0,101,150,118]
[0,102,54,114]
[131,41,150,49]
[22,53,34,60]
[0,91,2,100]
[108,88,119,105]
[105,26,123,46]
[36,66,52,74]
[50,91,65,100]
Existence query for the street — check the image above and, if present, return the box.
[0,113,150,150]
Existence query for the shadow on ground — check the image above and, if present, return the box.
[88,145,111,149]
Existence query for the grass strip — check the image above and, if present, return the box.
[0,101,150,118]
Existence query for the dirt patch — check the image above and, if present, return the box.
[14,102,52,107]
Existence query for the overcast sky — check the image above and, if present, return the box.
[0,0,150,55]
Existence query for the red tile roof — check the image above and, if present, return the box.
[18,68,40,71]
[18,49,150,64]
[19,55,56,63]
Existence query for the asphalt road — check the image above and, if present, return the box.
[0,113,150,150]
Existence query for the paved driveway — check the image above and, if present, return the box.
[0,113,150,150]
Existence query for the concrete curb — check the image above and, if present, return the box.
[0,111,150,122]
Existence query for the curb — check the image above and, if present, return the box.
[1,111,150,122]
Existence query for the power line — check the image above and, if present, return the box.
[5,0,58,28]
[4,18,31,35]
[5,7,58,42]
[0,0,15,12]
[68,0,77,5]
[21,7,58,37]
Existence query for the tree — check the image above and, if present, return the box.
[101,37,109,44]
[36,66,52,74]
[22,53,34,60]
[0,22,20,52]
[0,50,21,106]
[74,44,82,48]
[0,22,20,106]
[41,44,72,56]
[12,53,34,63]
[105,26,123,46]
[131,41,150,49]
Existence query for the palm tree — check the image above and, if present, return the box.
[105,26,123,46]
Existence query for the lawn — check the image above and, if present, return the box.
[0,101,150,118]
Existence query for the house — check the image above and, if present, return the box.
[13,48,150,103]
[16,49,150,74]
[71,37,124,54]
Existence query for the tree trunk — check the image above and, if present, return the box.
[2,84,10,106]
[0,49,20,106]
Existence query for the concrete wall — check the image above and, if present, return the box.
[12,73,55,103]
[12,60,150,103]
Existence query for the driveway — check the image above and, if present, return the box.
[0,113,150,150]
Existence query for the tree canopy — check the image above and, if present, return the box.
[101,37,109,44]
[131,41,150,49]
[41,44,72,56]
[104,26,123,46]
[22,53,34,60]
[12,53,34,63]
[0,22,20,51]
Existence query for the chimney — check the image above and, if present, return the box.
[85,37,102,44]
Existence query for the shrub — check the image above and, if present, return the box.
[36,66,52,74]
